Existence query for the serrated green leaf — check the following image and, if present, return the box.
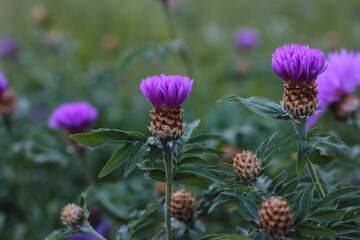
[218,96,290,120]
[277,133,299,151]
[124,142,148,177]
[70,129,146,147]
[99,143,133,178]
[294,224,336,237]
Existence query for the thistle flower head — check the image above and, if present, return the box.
[272,44,326,85]
[0,71,8,96]
[48,101,97,131]
[140,74,193,108]
[308,49,360,126]
[60,203,83,227]
[234,27,262,50]
[0,37,18,58]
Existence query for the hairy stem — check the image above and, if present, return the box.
[82,220,107,240]
[162,142,174,240]
[294,119,326,199]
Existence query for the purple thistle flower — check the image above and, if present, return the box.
[73,209,110,240]
[140,74,193,108]
[272,44,327,85]
[48,101,97,131]
[308,49,360,126]
[234,27,262,50]
[0,71,8,96]
[0,37,18,58]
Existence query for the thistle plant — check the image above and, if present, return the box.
[0,71,17,135]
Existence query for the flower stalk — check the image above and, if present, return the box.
[162,142,174,240]
[294,119,325,199]
[81,220,108,240]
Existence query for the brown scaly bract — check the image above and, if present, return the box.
[258,196,293,238]
[0,90,17,116]
[233,150,262,180]
[60,203,83,227]
[171,190,197,223]
[282,81,318,119]
[149,106,184,141]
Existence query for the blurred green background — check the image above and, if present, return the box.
[1,0,360,239]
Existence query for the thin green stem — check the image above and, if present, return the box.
[82,220,107,240]
[78,149,97,187]
[294,119,326,199]
[162,142,174,240]
[306,160,326,199]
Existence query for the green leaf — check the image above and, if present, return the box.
[256,132,277,166]
[294,224,336,237]
[333,224,360,239]
[44,228,79,240]
[307,126,321,138]
[124,142,148,177]
[309,147,335,165]
[218,96,290,120]
[236,195,259,222]
[176,165,224,184]
[277,178,299,196]
[149,145,163,164]
[99,143,133,178]
[187,134,221,144]
[277,133,299,151]
[70,129,146,147]
[174,173,210,186]
[309,208,345,222]
[208,193,232,213]
[297,140,312,176]
[312,133,350,151]
[196,234,251,240]
[269,170,287,192]
[79,187,92,209]
[313,187,360,210]
[182,119,201,140]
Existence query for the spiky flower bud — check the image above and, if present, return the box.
[233,150,262,180]
[140,74,193,142]
[171,190,197,223]
[60,203,83,227]
[282,81,318,118]
[155,181,177,197]
[272,44,326,119]
[0,90,17,116]
[258,196,293,238]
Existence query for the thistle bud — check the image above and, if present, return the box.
[0,90,17,116]
[331,94,360,121]
[60,203,83,227]
[140,75,193,142]
[171,189,197,223]
[233,150,262,180]
[258,196,293,238]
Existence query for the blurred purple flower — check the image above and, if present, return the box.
[0,37,18,58]
[48,101,97,131]
[0,71,8,95]
[73,209,110,240]
[272,44,326,85]
[140,74,193,108]
[234,27,262,50]
[308,49,360,126]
